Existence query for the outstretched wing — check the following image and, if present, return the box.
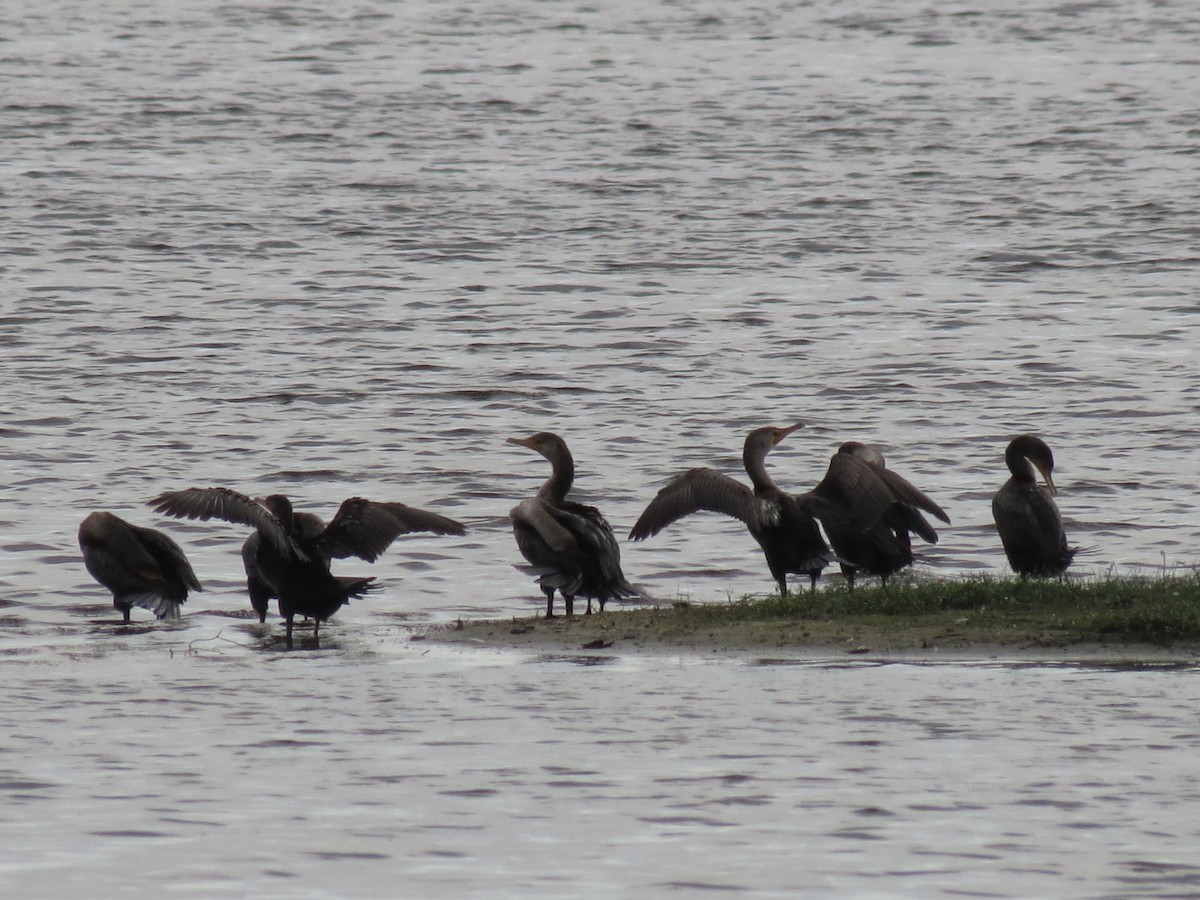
[629,468,766,540]
[148,487,296,558]
[315,497,462,562]
[376,501,467,537]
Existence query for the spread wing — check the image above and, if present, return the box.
[629,468,772,540]
[148,487,297,558]
[375,501,468,537]
[314,497,463,562]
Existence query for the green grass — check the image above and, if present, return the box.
[655,573,1200,647]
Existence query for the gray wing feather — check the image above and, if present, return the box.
[875,468,950,524]
[149,487,297,558]
[511,498,578,554]
[316,497,454,562]
[376,502,468,537]
[818,454,895,530]
[629,468,765,539]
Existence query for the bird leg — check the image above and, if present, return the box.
[563,593,575,617]
[285,616,295,651]
[543,587,556,618]
[313,619,321,649]
[585,598,593,615]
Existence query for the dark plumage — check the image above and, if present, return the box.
[507,432,639,617]
[78,511,201,622]
[813,442,950,588]
[992,434,1077,576]
[241,511,326,623]
[149,488,466,648]
[629,424,838,596]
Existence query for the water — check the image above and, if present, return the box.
[2,0,1199,895]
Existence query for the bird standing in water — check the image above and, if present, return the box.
[629,424,837,595]
[78,511,201,622]
[508,432,639,617]
[992,434,1077,576]
[149,487,465,648]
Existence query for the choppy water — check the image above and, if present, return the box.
[2,0,1200,895]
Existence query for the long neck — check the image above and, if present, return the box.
[743,444,777,493]
[538,449,575,502]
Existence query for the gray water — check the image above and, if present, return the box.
[2,0,1200,895]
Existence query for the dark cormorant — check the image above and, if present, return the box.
[812,442,950,588]
[992,434,1077,576]
[507,432,639,617]
[149,488,466,648]
[78,511,201,622]
[241,510,327,623]
[628,424,837,595]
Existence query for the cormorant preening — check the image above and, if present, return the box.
[507,432,638,617]
[992,434,1077,576]
[78,511,201,622]
[149,488,465,648]
[629,424,837,595]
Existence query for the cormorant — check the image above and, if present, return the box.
[78,511,201,622]
[149,488,465,648]
[508,432,639,617]
[629,424,837,595]
[813,442,949,588]
[992,434,1077,576]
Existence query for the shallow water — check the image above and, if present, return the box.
[4,638,1200,898]
[2,0,1200,895]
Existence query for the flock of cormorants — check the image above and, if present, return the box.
[78,428,1076,649]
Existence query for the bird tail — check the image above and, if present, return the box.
[336,576,376,604]
[119,592,183,621]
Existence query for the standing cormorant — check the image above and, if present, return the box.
[241,509,327,623]
[507,432,639,617]
[813,442,951,588]
[149,488,466,648]
[78,511,201,622]
[992,434,1077,576]
[629,424,837,595]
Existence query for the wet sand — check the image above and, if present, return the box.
[423,608,1200,664]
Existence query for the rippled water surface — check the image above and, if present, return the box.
[2,0,1200,895]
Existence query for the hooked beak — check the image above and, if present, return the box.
[507,436,536,449]
[773,422,804,444]
[1034,462,1057,496]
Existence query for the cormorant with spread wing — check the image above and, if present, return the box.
[149,488,465,648]
[629,424,837,595]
